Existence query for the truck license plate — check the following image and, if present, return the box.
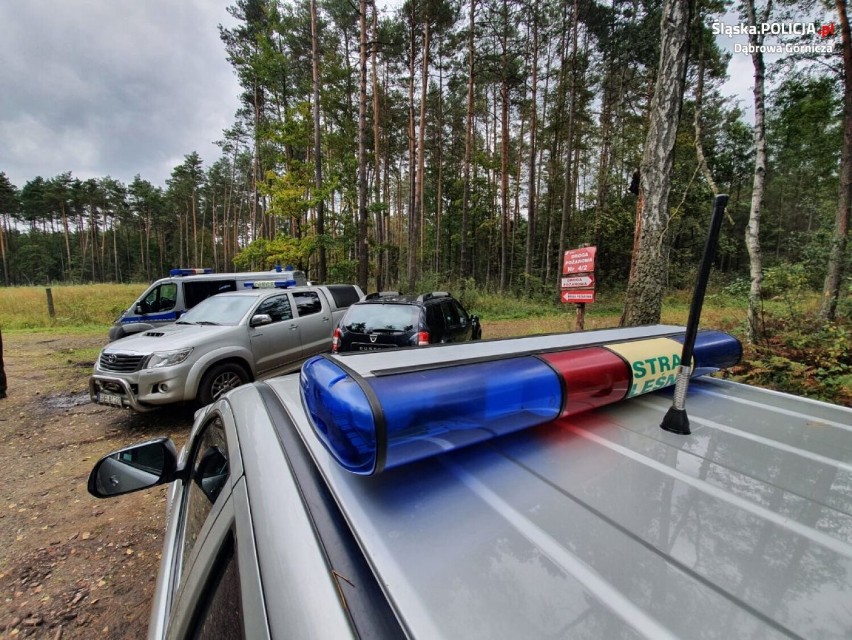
[98,391,124,407]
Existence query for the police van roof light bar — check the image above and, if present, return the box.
[169,268,214,276]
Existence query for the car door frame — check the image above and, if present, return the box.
[248,292,302,375]
[291,290,332,357]
[149,404,268,640]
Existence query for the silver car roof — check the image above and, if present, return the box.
[260,370,852,639]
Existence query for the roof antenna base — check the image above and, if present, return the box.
[660,407,690,435]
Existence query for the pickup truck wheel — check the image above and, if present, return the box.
[198,363,249,406]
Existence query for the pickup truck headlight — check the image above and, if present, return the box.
[146,347,193,369]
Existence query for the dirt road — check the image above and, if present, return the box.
[0,332,196,639]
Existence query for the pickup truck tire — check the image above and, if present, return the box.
[198,362,249,406]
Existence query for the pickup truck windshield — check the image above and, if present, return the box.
[178,294,258,326]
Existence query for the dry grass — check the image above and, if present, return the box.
[0,283,143,331]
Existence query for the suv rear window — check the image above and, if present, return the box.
[343,305,419,332]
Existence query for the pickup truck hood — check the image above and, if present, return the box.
[104,323,237,354]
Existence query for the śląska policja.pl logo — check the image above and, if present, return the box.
[712,21,837,55]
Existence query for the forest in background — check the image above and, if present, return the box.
[0,0,849,327]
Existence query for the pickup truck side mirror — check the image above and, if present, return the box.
[250,314,273,328]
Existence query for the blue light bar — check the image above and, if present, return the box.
[169,267,214,276]
[673,330,743,377]
[301,356,562,475]
[301,328,743,475]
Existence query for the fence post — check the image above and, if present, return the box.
[46,288,55,319]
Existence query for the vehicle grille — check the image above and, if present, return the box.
[99,352,145,372]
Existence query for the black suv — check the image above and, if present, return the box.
[332,291,482,353]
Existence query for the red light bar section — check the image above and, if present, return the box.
[539,348,630,417]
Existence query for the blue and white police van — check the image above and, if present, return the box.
[108,267,308,341]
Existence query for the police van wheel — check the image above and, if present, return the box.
[198,363,249,406]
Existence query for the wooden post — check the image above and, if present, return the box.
[575,303,586,331]
[46,288,55,319]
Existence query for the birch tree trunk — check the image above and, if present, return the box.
[621,0,693,326]
[821,0,852,321]
[744,0,772,342]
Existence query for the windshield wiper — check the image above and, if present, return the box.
[194,320,220,326]
[175,320,195,325]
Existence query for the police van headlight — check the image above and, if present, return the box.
[146,348,193,369]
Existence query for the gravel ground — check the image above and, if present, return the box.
[0,332,194,639]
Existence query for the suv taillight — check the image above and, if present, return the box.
[332,327,341,353]
[417,331,430,346]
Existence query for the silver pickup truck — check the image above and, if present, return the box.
[88,325,852,638]
[89,283,363,411]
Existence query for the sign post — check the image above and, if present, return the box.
[561,246,597,331]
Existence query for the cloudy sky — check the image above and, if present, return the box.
[0,0,242,191]
[0,1,768,193]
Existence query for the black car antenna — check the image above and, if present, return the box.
[660,193,729,435]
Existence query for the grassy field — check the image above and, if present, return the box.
[0,282,848,405]
[0,283,142,331]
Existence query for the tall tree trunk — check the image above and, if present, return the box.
[416,10,430,283]
[693,26,719,196]
[621,0,694,326]
[357,0,370,290]
[435,43,445,274]
[372,4,384,292]
[58,200,72,280]
[311,0,327,283]
[557,0,580,290]
[0,214,9,286]
[525,0,539,290]
[499,0,510,292]
[744,0,772,342]
[821,0,852,321]
[460,0,476,279]
[191,186,198,265]
[406,5,419,290]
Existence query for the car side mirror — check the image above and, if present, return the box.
[88,438,178,499]
[135,304,144,314]
[250,313,273,327]
[471,315,480,324]
[194,445,229,503]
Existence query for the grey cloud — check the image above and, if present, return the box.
[0,0,241,190]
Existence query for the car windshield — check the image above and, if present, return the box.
[177,294,258,326]
[343,304,418,332]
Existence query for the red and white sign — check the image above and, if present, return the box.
[562,247,596,275]
[561,274,595,289]
[561,289,596,304]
